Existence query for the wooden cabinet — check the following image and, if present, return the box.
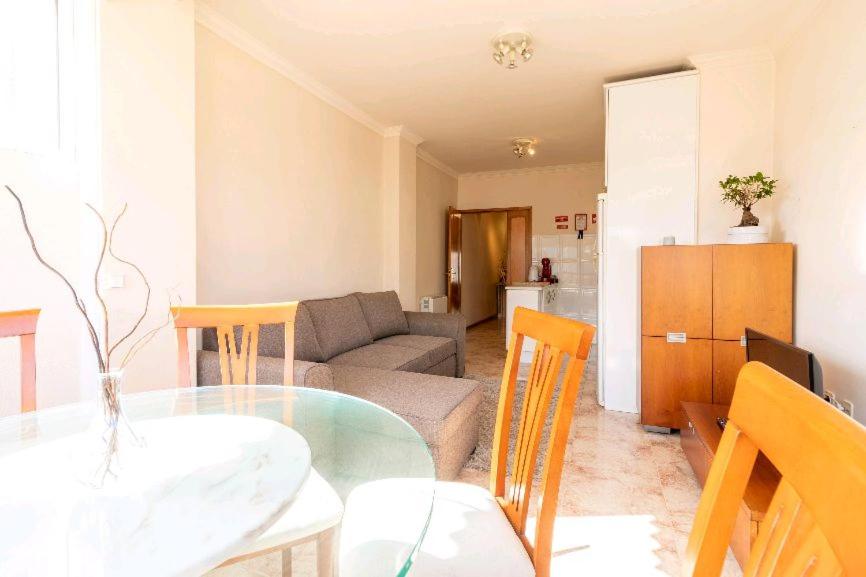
[712,244,794,342]
[641,243,793,428]
[712,339,747,405]
[641,337,712,429]
[641,246,713,338]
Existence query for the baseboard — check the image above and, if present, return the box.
[467,313,499,328]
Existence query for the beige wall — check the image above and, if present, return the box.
[689,51,778,244]
[100,0,197,394]
[460,212,507,326]
[415,157,458,300]
[457,163,603,235]
[773,0,866,424]
[196,25,385,305]
[381,133,419,310]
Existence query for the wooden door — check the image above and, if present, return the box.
[641,336,712,429]
[713,244,794,342]
[712,339,747,405]
[506,209,532,283]
[447,207,462,313]
[641,245,712,338]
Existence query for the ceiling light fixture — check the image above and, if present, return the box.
[512,138,537,159]
[492,31,534,70]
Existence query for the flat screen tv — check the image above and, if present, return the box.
[745,328,822,397]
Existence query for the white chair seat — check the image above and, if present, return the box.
[339,479,534,577]
[240,467,343,557]
[411,481,535,577]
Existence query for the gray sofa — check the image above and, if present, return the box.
[197,291,481,479]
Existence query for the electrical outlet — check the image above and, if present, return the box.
[841,399,854,419]
[824,391,854,418]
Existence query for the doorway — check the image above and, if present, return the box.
[446,206,532,322]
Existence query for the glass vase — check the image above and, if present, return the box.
[83,370,145,486]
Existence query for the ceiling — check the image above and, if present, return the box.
[198,0,821,174]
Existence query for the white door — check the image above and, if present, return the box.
[600,71,699,414]
[596,193,606,406]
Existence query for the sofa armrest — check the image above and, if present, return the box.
[291,360,334,390]
[404,312,467,377]
[196,350,334,390]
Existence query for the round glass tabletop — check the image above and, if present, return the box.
[0,386,435,577]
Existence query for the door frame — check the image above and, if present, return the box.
[446,206,533,313]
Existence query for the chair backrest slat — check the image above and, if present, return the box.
[0,309,40,413]
[489,306,594,577]
[685,361,866,576]
[172,303,297,387]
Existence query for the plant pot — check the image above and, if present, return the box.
[727,225,768,244]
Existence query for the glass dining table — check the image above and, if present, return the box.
[0,385,436,577]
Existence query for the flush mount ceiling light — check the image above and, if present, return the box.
[492,31,534,69]
[512,138,537,159]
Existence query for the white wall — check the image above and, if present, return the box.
[460,212,507,326]
[458,163,603,235]
[1,0,197,407]
[0,0,95,410]
[196,24,385,305]
[0,157,89,415]
[773,0,866,424]
[689,50,778,244]
[415,157,457,300]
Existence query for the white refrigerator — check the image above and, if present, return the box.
[597,70,699,414]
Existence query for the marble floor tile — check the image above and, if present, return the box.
[457,319,743,577]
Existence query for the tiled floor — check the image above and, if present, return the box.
[458,318,741,576]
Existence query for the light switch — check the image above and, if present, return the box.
[105,274,125,289]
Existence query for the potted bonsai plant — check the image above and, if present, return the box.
[719,172,777,244]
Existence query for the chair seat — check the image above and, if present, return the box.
[413,481,535,577]
[339,479,534,577]
[237,467,343,557]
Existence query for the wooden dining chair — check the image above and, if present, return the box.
[339,307,595,577]
[0,309,40,413]
[172,303,298,387]
[684,361,866,576]
[172,301,341,577]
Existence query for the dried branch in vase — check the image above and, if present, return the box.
[5,185,177,482]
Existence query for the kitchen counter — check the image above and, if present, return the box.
[505,282,552,290]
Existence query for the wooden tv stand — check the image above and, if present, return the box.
[680,402,781,567]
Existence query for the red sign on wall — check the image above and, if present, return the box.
[556,224,569,230]
[554,215,569,223]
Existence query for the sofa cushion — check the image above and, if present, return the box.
[327,344,429,373]
[329,365,482,447]
[293,303,325,362]
[304,295,374,360]
[376,334,456,368]
[354,291,409,340]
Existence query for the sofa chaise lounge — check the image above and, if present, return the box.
[197,291,482,479]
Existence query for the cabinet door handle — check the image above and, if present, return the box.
[667,332,687,343]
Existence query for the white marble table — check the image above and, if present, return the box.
[0,414,311,577]
[0,386,435,577]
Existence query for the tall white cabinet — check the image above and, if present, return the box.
[598,70,699,413]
